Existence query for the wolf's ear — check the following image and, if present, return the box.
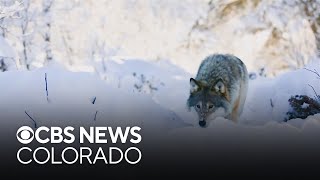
[190,78,200,93]
[213,80,225,94]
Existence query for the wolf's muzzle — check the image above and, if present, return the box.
[199,120,206,127]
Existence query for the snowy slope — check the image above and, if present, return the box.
[1,59,320,140]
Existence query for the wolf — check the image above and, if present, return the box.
[187,54,248,127]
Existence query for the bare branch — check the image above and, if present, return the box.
[304,68,320,78]
[25,110,37,128]
[93,110,98,121]
[308,84,320,101]
[45,73,49,102]
[270,98,274,108]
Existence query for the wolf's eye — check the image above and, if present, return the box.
[196,105,201,109]
[208,105,213,109]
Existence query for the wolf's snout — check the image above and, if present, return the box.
[199,120,206,127]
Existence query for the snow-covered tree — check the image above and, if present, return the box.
[17,0,35,70]
[0,1,23,71]
[40,0,54,64]
[0,1,22,36]
[300,0,320,50]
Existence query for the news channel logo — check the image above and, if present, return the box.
[16,126,34,144]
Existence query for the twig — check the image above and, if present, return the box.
[94,111,98,121]
[308,84,320,101]
[45,73,49,102]
[25,111,37,128]
[92,97,96,104]
[91,96,98,120]
[270,98,274,108]
[304,68,320,78]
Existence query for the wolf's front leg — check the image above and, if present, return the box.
[230,95,241,123]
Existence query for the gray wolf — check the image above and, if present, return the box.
[187,54,248,127]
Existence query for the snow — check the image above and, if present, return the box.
[1,0,319,76]
[0,0,320,156]
[1,58,320,141]
[0,36,16,58]
[302,102,310,109]
[0,1,22,20]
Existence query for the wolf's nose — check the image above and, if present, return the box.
[199,120,206,127]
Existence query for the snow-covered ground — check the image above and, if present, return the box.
[0,0,320,146]
[1,58,320,142]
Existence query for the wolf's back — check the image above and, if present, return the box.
[195,54,248,91]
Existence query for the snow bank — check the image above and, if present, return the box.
[1,58,320,140]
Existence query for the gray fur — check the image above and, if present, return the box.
[187,54,248,127]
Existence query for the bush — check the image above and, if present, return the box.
[285,95,320,121]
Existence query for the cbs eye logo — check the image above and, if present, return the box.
[16,126,34,144]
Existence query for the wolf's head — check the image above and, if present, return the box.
[187,78,230,127]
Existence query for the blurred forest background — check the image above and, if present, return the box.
[0,0,320,77]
